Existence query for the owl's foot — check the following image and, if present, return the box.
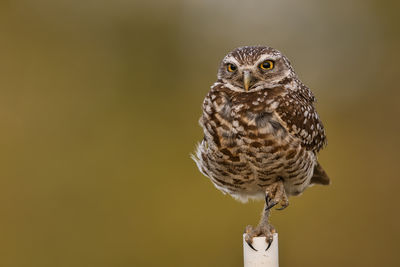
[244,224,276,251]
[265,180,289,211]
[244,181,286,251]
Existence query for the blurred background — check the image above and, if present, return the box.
[0,0,399,266]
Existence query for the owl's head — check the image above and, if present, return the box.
[217,46,296,92]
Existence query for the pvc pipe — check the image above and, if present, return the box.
[243,233,279,267]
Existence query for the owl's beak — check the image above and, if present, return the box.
[243,70,251,92]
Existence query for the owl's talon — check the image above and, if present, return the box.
[246,240,258,251]
[276,201,289,211]
[266,201,278,210]
[245,224,274,252]
[265,181,289,211]
[266,239,273,251]
[245,225,260,251]
[265,195,270,205]
[245,227,258,251]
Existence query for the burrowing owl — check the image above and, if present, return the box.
[192,46,329,250]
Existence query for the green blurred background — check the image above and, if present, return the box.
[0,0,399,266]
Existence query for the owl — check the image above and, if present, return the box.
[192,46,330,250]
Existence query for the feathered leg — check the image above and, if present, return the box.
[244,180,288,251]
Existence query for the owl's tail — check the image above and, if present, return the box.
[310,162,330,185]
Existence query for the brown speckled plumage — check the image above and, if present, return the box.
[192,46,329,247]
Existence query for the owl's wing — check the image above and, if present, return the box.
[274,86,327,152]
[310,162,330,185]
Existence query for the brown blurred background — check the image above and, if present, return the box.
[0,0,399,266]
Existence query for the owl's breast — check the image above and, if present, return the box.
[196,86,313,198]
[204,87,290,146]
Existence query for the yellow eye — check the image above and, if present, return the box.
[259,60,274,70]
[227,63,237,72]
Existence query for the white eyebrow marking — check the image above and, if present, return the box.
[254,54,279,65]
[223,56,240,66]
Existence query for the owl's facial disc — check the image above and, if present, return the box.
[217,46,296,92]
[219,65,261,92]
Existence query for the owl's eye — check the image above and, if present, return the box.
[259,60,274,70]
[227,63,237,72]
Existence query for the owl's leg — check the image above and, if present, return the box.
[245,194,276,251]
[244,180,288,251]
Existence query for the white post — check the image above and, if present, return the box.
[243,233,279,267]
